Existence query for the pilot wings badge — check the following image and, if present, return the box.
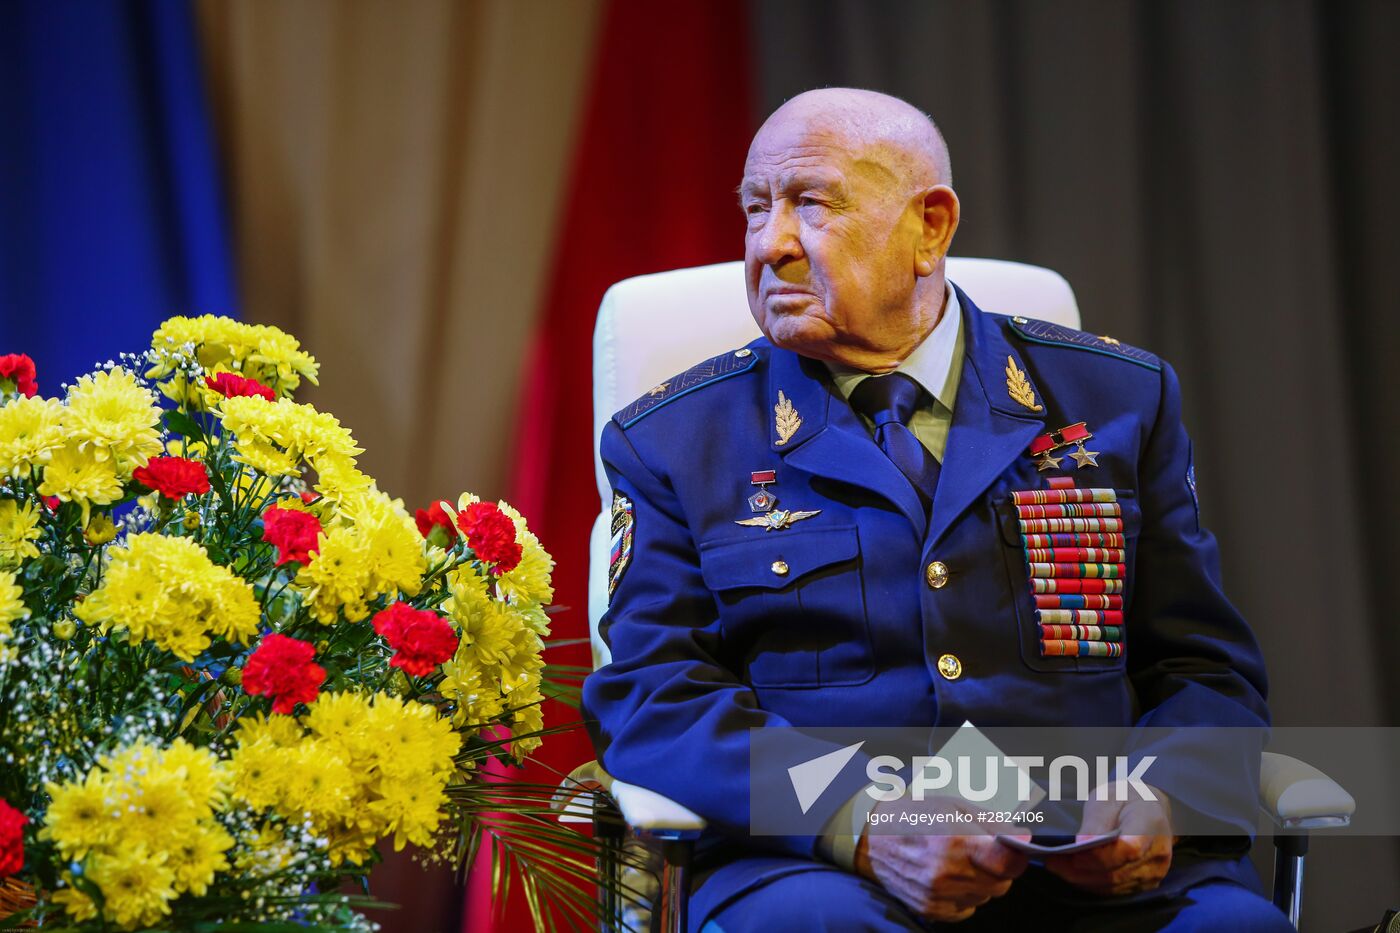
[735,509,821,531]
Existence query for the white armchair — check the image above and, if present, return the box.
[557,259,1352,932]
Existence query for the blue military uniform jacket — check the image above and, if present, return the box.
[583,286,1270,917]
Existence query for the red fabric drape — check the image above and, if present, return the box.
[465,1,755,929]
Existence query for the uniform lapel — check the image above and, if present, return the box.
[765,344,927,533]
[927,285,1047,546]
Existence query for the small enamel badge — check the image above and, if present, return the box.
[734,509,821,531]
[1029,422,1100,471]
[774,390,801,446]
[748,469,778,512]
[1005,356,1043,413]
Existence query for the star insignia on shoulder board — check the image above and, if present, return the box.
[1098,335,1121,346]
[648,382,670,396]
[735,509,821,531]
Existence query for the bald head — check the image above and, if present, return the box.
[754,88,952,191]
[739,88,961,371]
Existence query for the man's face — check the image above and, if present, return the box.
[739,119,928,365]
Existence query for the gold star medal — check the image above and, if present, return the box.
[1028,422,1098,471]
[1068,441,1100,468]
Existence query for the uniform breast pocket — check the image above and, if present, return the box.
[995,486,1142,674]
[698,525,875,689]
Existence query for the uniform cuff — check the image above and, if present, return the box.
[816,784,880,870]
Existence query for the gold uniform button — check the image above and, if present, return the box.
[735,348,752,358]
[925,561,949,589]
[771,560,789,576]
[937,654,963,680]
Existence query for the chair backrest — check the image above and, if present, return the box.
[587,257,1081,667]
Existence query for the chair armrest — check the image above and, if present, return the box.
[551,760,615,824]
[611,780,707,840]
[1260,752,1355,828]
[552,759,708,839]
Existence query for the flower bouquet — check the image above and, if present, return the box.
[0,321,608,930]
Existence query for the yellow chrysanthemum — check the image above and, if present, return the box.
[365,693,460,783]
[282,741,358,825]
[243,324,320,393]
[366,780,448,852]
[63,368,162,475]
[159,740,230,809]
[294,525,374,623]
[498,621,547,686]
[453,588,526,666]
[148,314,243,377]
[169,822,233,897]
[312,455,373,501]
[149,315,319,396]
[42,769,116,860]
[86,847,177,930]
[305,691,373,758]
[218,396,361,479]
[511,698,546,756]
[228,737,288,811]
[237,711,307,749]
[441,654,505,726]
[112,768,201,852]
[248,690,459,864]
[46,739,232,924]
[37,443,123,524]
[75,533,260,660]
[0,568,28,642]
[0,395,64,477]
[50,883,98,923]
[338,489,426,598]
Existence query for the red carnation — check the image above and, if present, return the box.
[0,798,28,878]
[415,500,459,547]
[457,501,522,574]
[133,455,211,499]
[205,371,276,402]
[372,601,457,677]
[261,505,322,566]
[242,634,326,714]
[0,354,38,398]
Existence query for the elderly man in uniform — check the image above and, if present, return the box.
[583,88,1289,931]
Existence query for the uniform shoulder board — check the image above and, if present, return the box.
[614,346,761,428]
[1008,316,1161,372]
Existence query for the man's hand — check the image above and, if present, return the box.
[854,798,1030,923]
[1043,786,1176,897]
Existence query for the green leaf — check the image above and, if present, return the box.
[162,408,206,441]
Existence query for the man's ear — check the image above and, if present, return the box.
[913,186,960,277]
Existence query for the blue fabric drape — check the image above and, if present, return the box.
[0,0,236,393]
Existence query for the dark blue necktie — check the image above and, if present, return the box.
[850,372,941,517]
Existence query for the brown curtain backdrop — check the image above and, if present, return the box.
[194,2,602,930]
[196,0,602,509]
[751,0,1400,927]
